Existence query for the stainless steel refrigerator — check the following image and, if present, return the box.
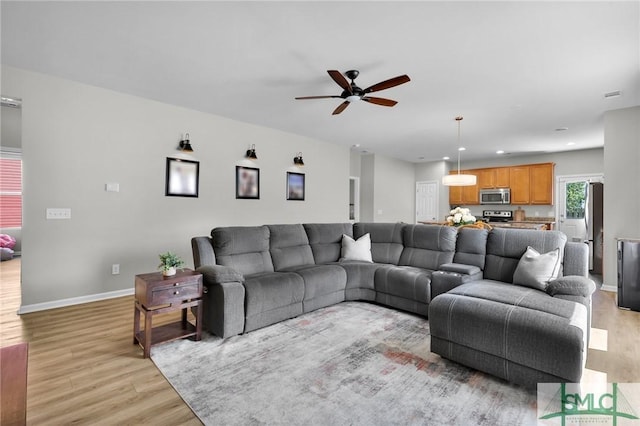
[617,238,640,312]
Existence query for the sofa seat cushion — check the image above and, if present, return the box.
[339,261,395,301]
[374,266,432,303]
[429,280,588,383]
[374,266,432,316]
[283,264,347,313]
[243,271,305,332]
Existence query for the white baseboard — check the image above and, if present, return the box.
[601,284,617,293]
[18,288,134,314]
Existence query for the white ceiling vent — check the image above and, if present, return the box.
[604,90,622,99]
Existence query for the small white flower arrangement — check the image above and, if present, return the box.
[446,207,477,226]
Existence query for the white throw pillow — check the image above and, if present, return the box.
[513,246,560,291]
[340,233,373,263]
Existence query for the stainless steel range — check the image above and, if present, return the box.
[482,210,513,223]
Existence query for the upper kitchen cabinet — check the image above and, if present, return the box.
[477,167,510,189]
[447,170,479,205]
[529,163,554,205]
[448,162,554,206]
[509,166,531,204]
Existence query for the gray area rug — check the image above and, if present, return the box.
[151,302,537,425]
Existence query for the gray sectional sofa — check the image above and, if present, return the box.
[191,222,596,387]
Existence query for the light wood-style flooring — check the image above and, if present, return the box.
[1,257,639,424]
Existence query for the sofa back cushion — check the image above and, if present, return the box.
[484,228,567,283]
[212,226,274,276]
[268,224,315,270]
[354,223,404,265]
[399,225,457,270]
[453,227,489,270]
[303,223,353,264]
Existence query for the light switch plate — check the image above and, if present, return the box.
[46,208,71,219]
[105,183,120,192]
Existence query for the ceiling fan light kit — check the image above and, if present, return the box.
[295,69,410,115]
[442,116,477,187]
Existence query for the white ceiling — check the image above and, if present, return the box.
[2,1,639,163]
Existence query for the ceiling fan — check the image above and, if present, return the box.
[295,70,411,115]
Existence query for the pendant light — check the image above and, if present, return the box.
[442,116,477,186]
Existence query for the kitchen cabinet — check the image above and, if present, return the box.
[477,167,510,189]
[447,170,478,205]
[529,163,554,204]
[509,166,531,204]
[447,162,554,206]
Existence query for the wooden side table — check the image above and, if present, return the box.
[133,269,203,358]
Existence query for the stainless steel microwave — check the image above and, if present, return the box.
[480,188,511,204]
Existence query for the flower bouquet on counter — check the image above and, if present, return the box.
[446,207,477,227]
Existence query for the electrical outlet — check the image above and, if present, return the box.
[112,264,120,275]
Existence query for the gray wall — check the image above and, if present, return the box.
[604,106,640,288]
[359,153,415,224]
[3,66,350,309]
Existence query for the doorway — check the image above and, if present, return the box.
[349,177,360,222]
[415,180,439,224]
[556,174,604,273]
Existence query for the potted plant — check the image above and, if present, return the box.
[158,251,185,277]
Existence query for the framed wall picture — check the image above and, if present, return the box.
[236,166,260,199]
[287,172,305,201]
[165,157,199,197]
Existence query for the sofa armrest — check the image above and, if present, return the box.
[430,264,483,300]
[197,265,245,285]
[191,236,216,269]
[438,263,481,276]
[546,276,596,298]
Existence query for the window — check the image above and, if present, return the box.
[0,156,22,228]
[565,181,587,219]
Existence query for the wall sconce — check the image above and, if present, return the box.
[293,152,304,166]
[246,144,258,160]
[178,133,194,153]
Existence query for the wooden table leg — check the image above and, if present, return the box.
[133,302,140,344]
[143,310,153,358]
[195,300,203,341]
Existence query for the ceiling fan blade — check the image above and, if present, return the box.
[295,95,342,100]
[361,96,398,107]
[332,101,350,115]
[327,70,352,94]
[363,75,411,93]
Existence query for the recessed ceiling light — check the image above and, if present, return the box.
[604,90,622,99]
[352,144,361,148]
[458,147,466,151]
[496,150,505,154]
[443,156,450,160]
[555,127,568,132]
[567,142,576,146]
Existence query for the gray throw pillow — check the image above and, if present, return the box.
[512,246,560,291]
